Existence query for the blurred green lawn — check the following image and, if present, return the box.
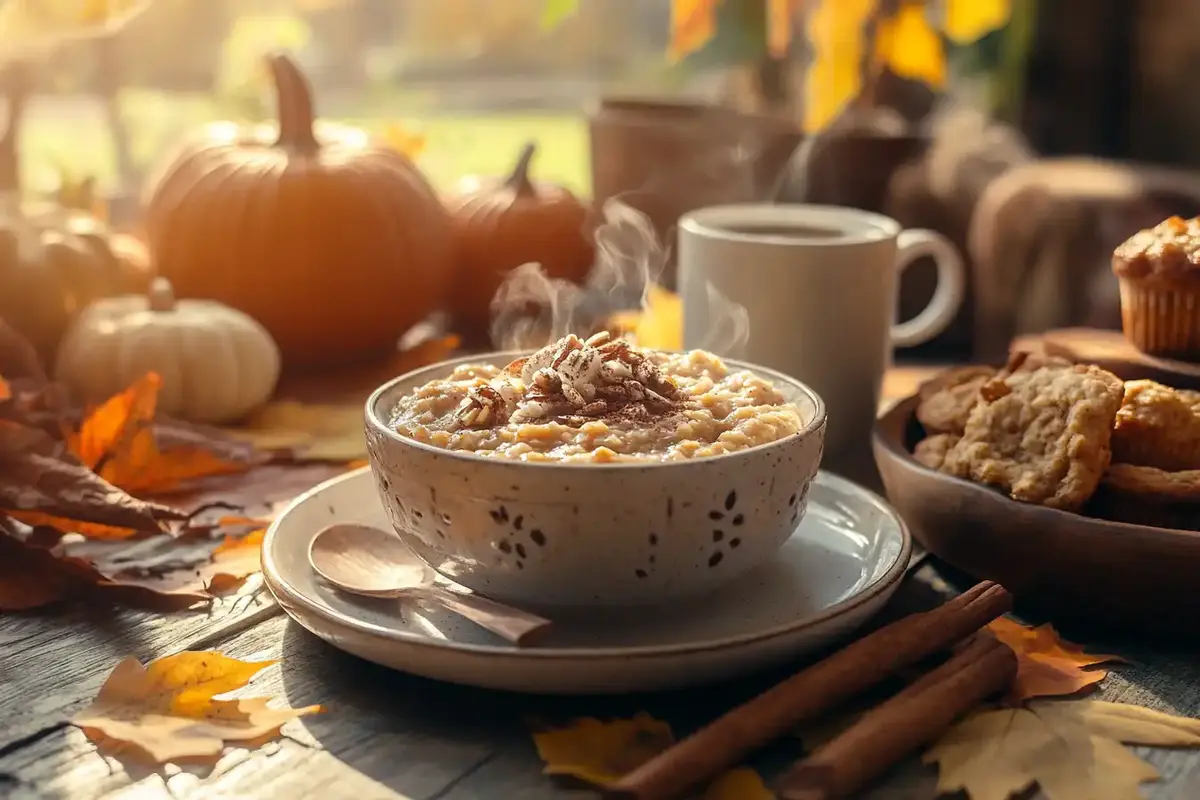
[21,90,592,198]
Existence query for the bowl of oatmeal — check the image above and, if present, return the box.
[363,333,827,609]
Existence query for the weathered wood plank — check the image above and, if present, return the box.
[0,594,279,747]
[3,564,1200,800]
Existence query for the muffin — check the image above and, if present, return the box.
[1112,215,1200,360]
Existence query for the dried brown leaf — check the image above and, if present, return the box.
[0,518,101,609]
[62,524,266,604]
[0,420,185,538]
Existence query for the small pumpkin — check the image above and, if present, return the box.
[55,278,281,425]
[143,52,454,368]
[447,141,594,340]
[0,68,152,363]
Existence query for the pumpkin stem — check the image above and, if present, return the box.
[0,62,34,198]
[266,52,320,155]
[148,277,176,312]
[505,142,537,195]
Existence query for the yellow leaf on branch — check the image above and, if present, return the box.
[73,651,322,764]
[874,3,947,89]
[667,0,720,63]
[943,0,1013,44]
[803,0,875,133]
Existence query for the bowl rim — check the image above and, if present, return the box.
[364,348,828,469]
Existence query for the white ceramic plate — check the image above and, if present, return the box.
[263,467,911,694]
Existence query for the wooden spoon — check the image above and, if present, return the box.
[308,523,554,647]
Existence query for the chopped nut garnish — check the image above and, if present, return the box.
[455,333,682,427]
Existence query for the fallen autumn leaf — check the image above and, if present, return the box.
[73,650,322,764]
[925,699,1200,800]
[531,714,770,796]
[227,401,366,463]
[71,372,250,494]
[0,420,185,537]
[988,617,1124,702]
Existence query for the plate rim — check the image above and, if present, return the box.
[262,466,912,661]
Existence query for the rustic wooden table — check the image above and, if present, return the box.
[3,366,1199,800]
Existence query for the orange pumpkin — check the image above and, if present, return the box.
[447,142,594,340]
[142,53,454,368]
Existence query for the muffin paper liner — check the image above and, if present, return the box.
[1118,279,1200,360]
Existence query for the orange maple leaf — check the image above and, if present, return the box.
[667,0,720,62]
[988,617,1126,703]
[0,375,10,402]
[71,373,248,495]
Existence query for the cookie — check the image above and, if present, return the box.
[916,366,996,434]
[1111,380,1200,471]
[940,363,1124,510]
[913,433,959,470]
[1087,463,1200,530]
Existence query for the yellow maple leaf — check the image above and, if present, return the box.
[925,700,1200,800]
[381,123,427,161]
[534,713,674,785]
[531,714,768,795]
[607,285,682,351]
[874,3,946,89]
[667,0,720,63]
[73,651,322,763]
[803,0,875,133]
[943,0,1013,44]
[703,767,774,799]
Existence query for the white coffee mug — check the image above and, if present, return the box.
[678,204,965,458]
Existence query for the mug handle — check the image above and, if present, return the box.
[891,229,967,348]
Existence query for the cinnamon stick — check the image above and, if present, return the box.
[776,631,1018,800]
[606,581,1012,800]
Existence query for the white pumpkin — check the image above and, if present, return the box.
[54,277,281,424]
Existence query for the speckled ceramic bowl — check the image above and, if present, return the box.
[363,351,827,609]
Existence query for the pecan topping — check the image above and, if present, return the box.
[456,333,682,427]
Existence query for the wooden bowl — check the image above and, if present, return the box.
[872,394,1200,633]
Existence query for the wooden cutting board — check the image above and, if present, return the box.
[1011,327,1200,389]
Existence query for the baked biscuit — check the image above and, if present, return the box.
[1088,463,1200,530]
[1111,380,1200,471]
[916,366,996,434]
[914,433,959,470]
[940,363,1124,510]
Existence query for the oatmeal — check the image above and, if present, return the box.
[389,333,805,462]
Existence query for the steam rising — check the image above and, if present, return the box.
[489,197,750,358]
